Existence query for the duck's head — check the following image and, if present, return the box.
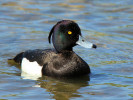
[48,20,97,53]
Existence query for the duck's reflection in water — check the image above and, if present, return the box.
[37,75,90,100]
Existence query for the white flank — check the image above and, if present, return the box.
[21,58,42,80]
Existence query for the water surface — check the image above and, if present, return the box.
[0,0,133,100]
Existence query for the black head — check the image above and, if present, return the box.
[48,20,82,53]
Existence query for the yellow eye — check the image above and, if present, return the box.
[68,31,72,35]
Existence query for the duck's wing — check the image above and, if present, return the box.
[11,49,52,66]
[23,49,52,66]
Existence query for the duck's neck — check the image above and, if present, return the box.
[55,47,73,53]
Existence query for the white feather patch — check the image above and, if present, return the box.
[21,58,42,80]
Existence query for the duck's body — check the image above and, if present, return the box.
[11,20,96,78]
[14,49,90,77]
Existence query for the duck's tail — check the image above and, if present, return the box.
[8,52,24,64]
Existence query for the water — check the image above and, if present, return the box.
[0,0,133,99]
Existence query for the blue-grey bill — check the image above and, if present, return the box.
[76,35,95,48]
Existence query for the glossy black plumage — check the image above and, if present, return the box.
[12,20,97,77]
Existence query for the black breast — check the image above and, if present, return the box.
[42,51,90,77]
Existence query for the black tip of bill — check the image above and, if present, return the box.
[92,44,97,49]
[76,35,97,49]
